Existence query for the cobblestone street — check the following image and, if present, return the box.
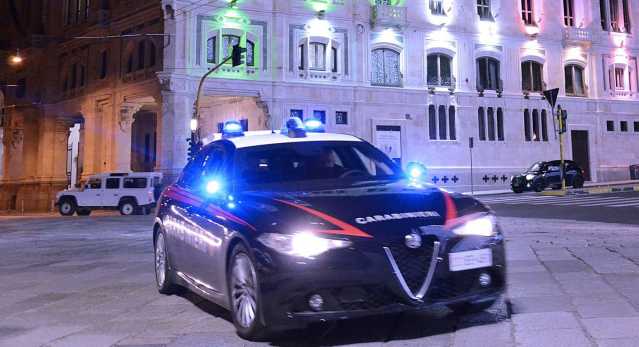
[1,214,639,347]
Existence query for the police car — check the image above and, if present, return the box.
[152,118,506,340]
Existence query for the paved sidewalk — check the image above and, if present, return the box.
[0,215,639,346]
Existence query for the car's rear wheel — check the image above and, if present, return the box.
[119,199,136,216]
[532,181,546,192]
[229,244,268,341]
[154,231,179,295]
[59,198,76,216]
[573,176,584,189]
[77,208,91,216]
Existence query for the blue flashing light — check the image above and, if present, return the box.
[406,162,427,180]
[282,117,307,138]
[222,120,244,138]
[304,118,325,133]
[206,180,222,194]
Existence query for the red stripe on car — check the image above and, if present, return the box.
[443,192,458,227]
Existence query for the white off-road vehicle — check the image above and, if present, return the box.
[56,172,163,216]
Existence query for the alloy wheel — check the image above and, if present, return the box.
[155,233,167,287]
[231,253,258,328]
[61,203,72,214]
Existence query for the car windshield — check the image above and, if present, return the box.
[527,162,544,172]
[234,141,402,190]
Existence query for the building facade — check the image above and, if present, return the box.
[2,0,639,211]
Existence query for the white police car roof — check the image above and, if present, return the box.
[204,131,362,149]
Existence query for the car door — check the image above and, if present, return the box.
[185,144,234,293]
[76,177,103,206]
[545,162,562,186]
[102,177,121,207]
[163,155,207,275]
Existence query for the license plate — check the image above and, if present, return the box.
[449,248,493,272]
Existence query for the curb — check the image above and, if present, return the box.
[537,185,639,196]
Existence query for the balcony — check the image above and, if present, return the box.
[611,89,634,98]
[371,5,407,28]
[563,27,592,47]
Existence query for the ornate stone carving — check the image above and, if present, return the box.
[119,102,142,132]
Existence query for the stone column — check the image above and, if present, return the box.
[159,90,193,182]
[114,102,142,172]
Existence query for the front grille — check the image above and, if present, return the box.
[387,235,438,293]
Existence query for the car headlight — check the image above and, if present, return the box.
[525,174,535,181]
[452,215,496,237]
[257,232,352,258]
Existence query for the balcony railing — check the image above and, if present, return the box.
[611,90,634,98]
[371,5,407,28]
[563,27,592,46]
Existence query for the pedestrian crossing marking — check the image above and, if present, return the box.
[479,194,639,208]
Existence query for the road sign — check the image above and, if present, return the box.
[543,88,559,109]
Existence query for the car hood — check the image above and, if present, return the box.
[233,180,486,242]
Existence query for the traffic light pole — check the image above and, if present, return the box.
[192,55,232,143]
[557,107,566,192]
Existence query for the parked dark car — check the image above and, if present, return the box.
[152,119,506,340]
[511,160,585,193]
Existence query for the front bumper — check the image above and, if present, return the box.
[255,235,506,330]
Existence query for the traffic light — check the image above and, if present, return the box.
[186,137,202,161]
[231,44,247,67]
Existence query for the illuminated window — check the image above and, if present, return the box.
[427,53,452,87]
[563,0,574,26]
[565,64,585,96]
[477,0,492,21]
[309,42,326,70]
[430,0,446,16]
[247,40,255,67]
[222,35,240,60]
[371,48,401,87]
[614,67,625,90]
[476,57,500,91]
[207,37,217,64]
[521,61,543,92]
[521,0,534,26]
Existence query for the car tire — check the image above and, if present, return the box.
[119,199,137,216]
[449,299,496,316]
[58,198,76,216]
[532,181,546,192]
[154,231,180,295]
[228,244,269,341]
[511,186,524,194]
[573,176,584,189]
[77,208,91,216]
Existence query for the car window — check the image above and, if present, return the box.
[86,178,102,189]
[202,147,231,179]
[179,153,207,190]
[123,178,148,188]
[547,165,560,172]
[106,178,120,189]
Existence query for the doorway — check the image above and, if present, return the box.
[131,111,157,172]
[571,130,591,181]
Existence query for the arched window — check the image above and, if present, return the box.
[521,0,534,25]
[478,107,486,141]
[565,64,585,96]
[309,42,326,70]
[448,106,456,140]
[428,105,437,139]
[438,105,447,139]
[371,48,401,87]
[487,107,495,141]
[222,35,240,60]
[137,41,146,70]
[247,40,255,67]
[522,60,543,92]
[99,51,108,79]
[497,107,504,141]
[524,109,531,141]
[476,57,500,90]
[207,37,217,64]
[427,53,452,87]
[477,0,492,20]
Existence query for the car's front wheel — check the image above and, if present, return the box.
[58,198,76,216]
[229,244,268,341]
[154,231,179,295]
